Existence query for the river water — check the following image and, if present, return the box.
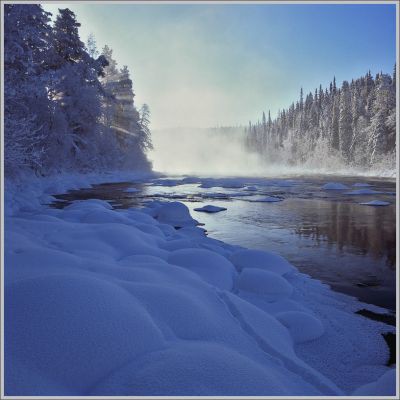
[51,174,396,311]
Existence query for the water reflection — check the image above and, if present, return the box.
[51,177,396,309]
[293,200,396,269]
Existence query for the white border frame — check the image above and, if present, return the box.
[0,1,398,399]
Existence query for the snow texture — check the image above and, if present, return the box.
[237,268,293,300]
[168,248,236,290]
[276,311,325,343]
[359,200,391,206]
[352,369,396,396]
[230,249,296,275]
[4,171,396,396]
[153,201,199,227]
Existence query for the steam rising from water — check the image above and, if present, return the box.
[150,127,265,176]
[149,127,396,178]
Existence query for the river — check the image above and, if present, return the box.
[51,174,396,311]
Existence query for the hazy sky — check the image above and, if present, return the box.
[43,2,396,130]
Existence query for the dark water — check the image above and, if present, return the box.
[51,175,396,310]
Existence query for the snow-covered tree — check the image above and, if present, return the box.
[86,33,99,59]
[50,8,105,168]
[367,74,394,163]
[139,103,153,150]
[5,5,151,175]
[4,4,53,174]
[338,81,352,160]
[245,68,396,171]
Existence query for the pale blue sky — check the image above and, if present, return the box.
[43,2,396,129]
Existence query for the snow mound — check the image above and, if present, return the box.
[237,268,293,300]
[276,311,325,343]
[344,188,383,195]
[222,292,294,356]
[168,248,236,290]
[5,172,395,396]
[5,274,165,394]
[63,198,113,210]
[118,254,169,266]
[230,249,296,275]
[81,208,131,224]
[359,200,390,206]
[161,238,195,251]
[352,368,396,396]
[89,341,321,396]
[154,201,199,227]
[321,182,349,190]
[132,222,166,237]
[194,205,227,213]
[124,209,159,225]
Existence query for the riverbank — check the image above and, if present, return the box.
[4,172,397,396]
[51,174,396,310]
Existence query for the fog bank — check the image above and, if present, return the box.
[149,127,396,178]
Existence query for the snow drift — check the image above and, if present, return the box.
[4,173,396,396]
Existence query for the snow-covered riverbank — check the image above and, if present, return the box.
[4,172,397,396]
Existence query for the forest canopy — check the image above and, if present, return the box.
[4,4,152,176]
[245,69,396,171]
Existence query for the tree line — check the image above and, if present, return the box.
[4,4,152,176]
[245,68,396,170]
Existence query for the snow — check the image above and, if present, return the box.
[230,249,296,275]
[194,204,227,213]
[276,311,325,343]
[352,368,396,396]
[4,171,396,396]
[321,182,350,190]
[152,201,199,228]
[237,268,293,300]
[6,274,165,394]
[89,341,322,396]
[168,248,237,290]
[344,188,384,195]
[359,200,391,206]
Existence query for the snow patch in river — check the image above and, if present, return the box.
[359,200,391,206]
[322,182,350,190]
[194,205,227,213]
